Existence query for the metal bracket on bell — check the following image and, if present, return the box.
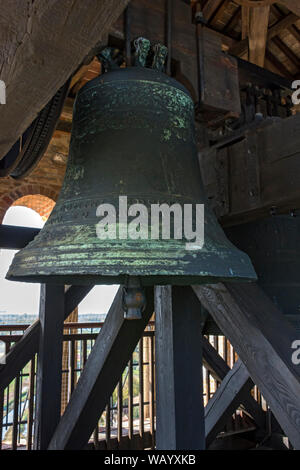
[151,44,168,72]
[133,37,151,67]
[97,47,123,72]
[122,277,146,320]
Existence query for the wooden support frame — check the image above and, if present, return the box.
[48,287,154,450]
[155,285,205,450]
[193,282,300,449]
[202,337,266,431]
[205,359,255,446]
[34,284,65,450]
[0,285,93,391]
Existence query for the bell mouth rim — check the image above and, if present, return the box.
[6,273,257,286]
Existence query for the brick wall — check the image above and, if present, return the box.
[0,183,59,223]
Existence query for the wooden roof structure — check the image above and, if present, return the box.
[197,0,300,78]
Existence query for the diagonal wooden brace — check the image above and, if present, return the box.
[0,285,93,391]
[203,336,266,435]
[205,358,256,446]
[193,282,300,449]
[48,287,154,450]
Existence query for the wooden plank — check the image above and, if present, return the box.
[241,6,250,41]
[268,12,299,40]
[34,284,65,450]
[279,0,300,17]
[202,337,266,430]
[200,113,300,226]
[48,286,154,450]
[248,6,270,66]
[0,225,40,249]
[193,282,300,449]
[272,36,300,69]
[205,359,254,446]
[203,0,224,22]
[0,285,92,391]
[0,0,129,159]
[155,285,205,450]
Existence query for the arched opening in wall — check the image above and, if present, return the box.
[12,194,55,222]
[0,193,56,323]
[0,194,118,323]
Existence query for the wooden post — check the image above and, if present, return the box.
[34,284,65,450]
[193,282,300,449]
[155,285,205,450]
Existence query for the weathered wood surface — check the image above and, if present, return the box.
[200,113,300,226]
[34,284,65,450]
[248,6,270,67]
[0,0,129,159]
[48,287,154,450]
[197,27,241,118]
[0,285,92,391]
[193,282,300,449]
[280,0,300,17]
[202,337,266,430]
[155,286,205,450]
[205,359,255,446]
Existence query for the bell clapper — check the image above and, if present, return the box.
[123,277,147,320]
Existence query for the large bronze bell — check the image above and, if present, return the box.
[7,40,256,286]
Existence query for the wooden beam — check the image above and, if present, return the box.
[193,282,300,449]
[200,113,300,226]
[0,225,40,249]
[203,0,224,23]
[265,49,294,78]
[155,286,205,450]
[34,284,65,450]
[268,12,299,40]
[241,5,250,41]
[0,285,93,391]
[48,286,154,450]
[279,0,300,17]
[230,10,298,60]
[0,0,129,159]
[205,359,254,446]
[272,36,300,69]
[202,337,266,430]
[248,6,270,66]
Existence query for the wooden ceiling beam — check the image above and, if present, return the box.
[278,0,300,17]
[272,36,300,69]
[248,5,270,66]
[265,49,294,78]
[223,5,241,35]
[230,10,298,60]
[203,0,224,23]
[0,0,129,161]
[209,0,230,27]
[241,5,250,40]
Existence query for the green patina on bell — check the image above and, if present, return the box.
[7,39,256,286]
